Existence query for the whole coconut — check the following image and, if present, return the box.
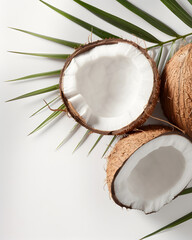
[161,43,192,138]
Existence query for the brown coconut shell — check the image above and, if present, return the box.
[161,43,192,138]
[60,38,160,135]
[106,125,177,208]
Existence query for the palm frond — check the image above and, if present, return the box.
[140,212,192,239]
[102,136,117,158]
[160,41,176,74]
[9,51,70,59]
[30,96,60,117]
[154,45,163,68]
[7,84,59,102]
[56,123,80,150]
[10,27,81,48]
[73,130,90,153]
[116,0,179,37]
[148,32,192,49]
[74,0,160,43]
[160,0,192,28]
[7,0,192,238]
[167,41,178,61]
[7,69,61,82]
[179,187,192,196]
[40,0,118,39]
[88,134,103,155]
[149,40,179,73]
[29,104,65,135]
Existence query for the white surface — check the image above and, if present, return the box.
[0,0,192,240]
[63,42,153,131]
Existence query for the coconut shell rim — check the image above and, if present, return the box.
[59,38,160,135]
[110,127,192,213]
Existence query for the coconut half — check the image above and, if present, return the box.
[107,126,192,213]
[60,39,160,135]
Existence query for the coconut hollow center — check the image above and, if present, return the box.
[126,146,185,200]
[113,134,192,213]
[62,43,154,131]
[76,56,140,117]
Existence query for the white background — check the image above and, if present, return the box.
[0,0,192,239]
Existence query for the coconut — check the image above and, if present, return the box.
[60,39,160,135]
[107,125,192,213]
[161,43,192,138]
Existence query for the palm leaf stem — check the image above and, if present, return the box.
[148,32,192,49]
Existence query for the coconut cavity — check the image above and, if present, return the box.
[125,146,185,200]
[76,55,143,118]
[60,39,160,135]
[107,126,192,213]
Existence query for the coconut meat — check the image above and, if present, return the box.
[62,42,154,131]
[113,134,192,213]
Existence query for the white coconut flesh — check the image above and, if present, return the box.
[62,42,154,131]
[113,134,192,213]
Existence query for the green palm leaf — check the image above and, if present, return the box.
[179,187,192,196]
[88,134,103,155]
[160,41,176,74]
[116,0,179,37]
[168,41,178,61]
[148,32,192,49]
[7,1,192,238]
[9,51,70,59]
[160,0,192,28]
[40,0,118,39]
[140,212,192,239]
[29,103,65,135]
[30,96,60,117]
[7,84,59,102]
[74,0,160,43]
[73,130,90,153]
[154,46,163,67]
[7,69,61,82]
[57,123,80,150]
[10,27,81,48]
[102,136,117,158]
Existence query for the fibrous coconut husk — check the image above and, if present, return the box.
[107,125,172,195]
[106,125,192,213]
[161,43,192,138]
